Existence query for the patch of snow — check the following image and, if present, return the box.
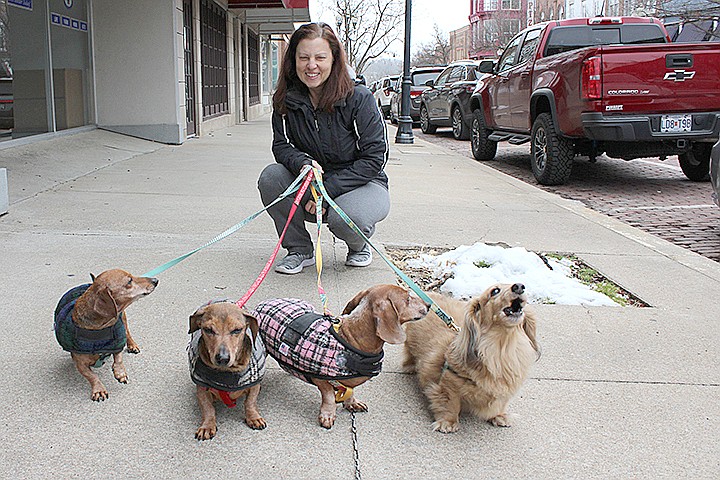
[407,242,619,307]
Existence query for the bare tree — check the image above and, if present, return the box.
[653,0,720,41]
[411,24,451,66]
[653,0,720,20]
[472,9,524,57]
[325,0,405,74]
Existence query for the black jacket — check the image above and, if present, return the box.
[271,85,389,199]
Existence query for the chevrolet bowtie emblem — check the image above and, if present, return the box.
[664,70,696,82]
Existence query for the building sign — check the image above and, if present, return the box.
[51,12,88,33]
[9,0,33,11]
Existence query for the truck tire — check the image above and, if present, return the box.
[471,109,497,161]
[531,113,573,185]
[678,143,711,181]
[452,106,470,140]
[420,105,437,134]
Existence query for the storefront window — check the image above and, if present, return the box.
[3,0,92,140]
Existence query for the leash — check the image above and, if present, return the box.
[310,183,332,316]
[235,168,315,308]
[140,166,312,278]
[310,167,459,332]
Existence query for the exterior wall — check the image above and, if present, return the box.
[450,25,472,61]
[93,0,184,144]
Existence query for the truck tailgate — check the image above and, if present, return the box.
[600,43,720,114]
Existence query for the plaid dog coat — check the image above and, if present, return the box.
[187,324,266,398]
[253,298,384,383]
[54,284,127,362]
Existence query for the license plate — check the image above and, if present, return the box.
[660,114,692,133]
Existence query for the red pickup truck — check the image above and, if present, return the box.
[469,17,720,185]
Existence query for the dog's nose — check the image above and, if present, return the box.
[512,283,525,294]
[150,277,159,287]
[215,346,230,366]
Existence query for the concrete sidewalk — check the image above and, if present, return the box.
[1,118,718,479]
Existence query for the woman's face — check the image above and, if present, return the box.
[295,37,334,94]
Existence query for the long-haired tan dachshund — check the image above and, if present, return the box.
[188,302,267,440]
[54,269,158,401]
[254,284,429,429]
[403,283,540,433]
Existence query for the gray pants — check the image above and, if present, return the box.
[257,164,390,255]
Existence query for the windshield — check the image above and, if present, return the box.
[412,71,442,86]
[545,24,668,57]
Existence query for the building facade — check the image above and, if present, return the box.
[2,0,309,145]
[469,0,530,59]
[449,24,472,61]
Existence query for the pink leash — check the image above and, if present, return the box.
[236,169,314,308]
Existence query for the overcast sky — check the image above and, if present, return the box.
[310,0,472,54]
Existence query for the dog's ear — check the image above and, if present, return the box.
[374,294,406,344]
[189,306,208,334]
[523,309,541,360]
[457,299,483,365]
[91,286,119,319]
[90,273,97,282]
[243,310,260,344]
[342,289,369,315]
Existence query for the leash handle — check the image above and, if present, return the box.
[312,174,459,332]
[236,167,315,308]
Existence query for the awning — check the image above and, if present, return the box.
[228,0,310,34]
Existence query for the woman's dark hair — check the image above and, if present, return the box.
[273,22,354,114]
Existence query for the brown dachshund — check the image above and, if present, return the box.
[254,284,429,429]
[54,269,158,401]
[188,302,267,440]
[403,283,540,433]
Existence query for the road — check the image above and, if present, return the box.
[408,127,720,264]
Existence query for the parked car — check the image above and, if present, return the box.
[388,66,446,125]
[418,59,495,140]
[373,75,399,118]
[711,139,720,207]
[469,16,720,186]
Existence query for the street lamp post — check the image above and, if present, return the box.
[395,0,413,144]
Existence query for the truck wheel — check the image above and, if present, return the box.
[452,106,470,140]
[420,105,437,134]
[678,143,711,181]
[471,109,497,161]
[531,113,573,185]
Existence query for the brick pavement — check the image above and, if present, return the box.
[412,129,720,263]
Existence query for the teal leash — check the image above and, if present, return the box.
[141,166,310,277]
[310,168,459,331]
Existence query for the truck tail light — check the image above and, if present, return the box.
[582,56,602,100]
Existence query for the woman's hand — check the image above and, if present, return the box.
[304,199,326,216]
[310,160,324,174]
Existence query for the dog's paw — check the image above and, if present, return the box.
[432,419,459,434]
[126,343,141,354]
[318,412,336,429]
[195,425,217,440]
[343,399,368,413]
[112,368,128,384]
[91,388,109,402]
[246,416,267,430]
[489,414,511,427]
